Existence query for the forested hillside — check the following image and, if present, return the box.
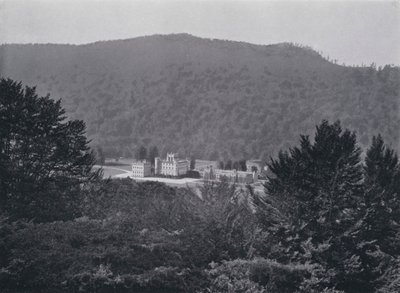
[1,34,399,159]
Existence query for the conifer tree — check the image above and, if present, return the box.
[338,135,400,293]
[94,146,105,165]
[147,146,159,165]
[190,156,196,170]
[261,120,366,291]
[266,120,363,240]
[135,145,147,160]
[239,160,247,171]
[362,135,400,254]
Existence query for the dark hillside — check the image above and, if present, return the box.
[1,34,399,159]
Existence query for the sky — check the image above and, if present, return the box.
[1,0,399,66]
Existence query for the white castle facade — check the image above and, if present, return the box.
[154,153,190,177]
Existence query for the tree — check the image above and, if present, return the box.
[364,135,400,197]
[225,160,233,170]
[239,160,247,171]
[266,120,363,238]
[180,180,256,266]
[94,146,105,165]
[0,78,99,221]
[362,135,400,254]
[259,120,366,291]
[147,146,159,165]
[260,126,400,293]
[190,156,196,170]
[135,145,147,160]
[335,135,400,293]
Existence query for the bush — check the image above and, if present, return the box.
[203,258,309,293]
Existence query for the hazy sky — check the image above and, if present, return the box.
[1,0,399,66]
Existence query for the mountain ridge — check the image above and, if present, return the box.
[1,34,399,160]
[0,33,324,53]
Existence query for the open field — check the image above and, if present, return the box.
[94,165,203,187]
[116,174,202,186]
[93,165,131,178]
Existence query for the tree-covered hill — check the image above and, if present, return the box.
[1,34,399,159]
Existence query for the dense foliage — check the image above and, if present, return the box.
[1,34,399,160]
[256,121,400,293]
[1,121,399,292]
[0,78,99,221]
[0,179,256,293]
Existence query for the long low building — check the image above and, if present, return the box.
[202,166,257,184]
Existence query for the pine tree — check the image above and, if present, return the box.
[135,145,147,160]
[190,156,196,170]
[148,146,159,165]
[94,146,105,165]
[260,120,366,292]
[338,135,400,293]
[225,160,233,170]
[362,135,400,254]
[364,135,400,196]
[239,160,247,171]
[266,120,363,240]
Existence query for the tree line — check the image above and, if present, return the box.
[134,145,160,165]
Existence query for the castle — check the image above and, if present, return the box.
[154,153,190,177]
[131,153,260,184]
